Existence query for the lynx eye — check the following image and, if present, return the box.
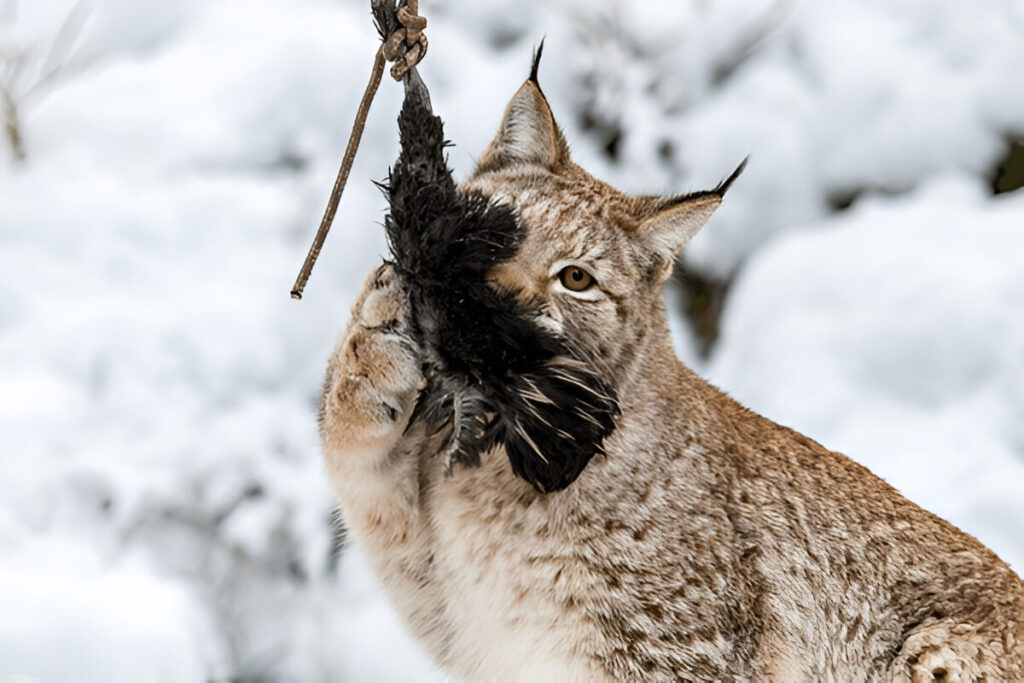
[558,266,595,292]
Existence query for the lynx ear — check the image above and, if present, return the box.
[635,159,748,279]
[477,45,570,173]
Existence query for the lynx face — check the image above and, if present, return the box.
[468,167,659,384]
[463,61,743,389]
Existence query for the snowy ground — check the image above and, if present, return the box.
[1,0,1022,680]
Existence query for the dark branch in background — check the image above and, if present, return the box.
[1,0,93,161]
[828,135,1024,213]
[670,263,732,359]
[992,137,1024,195]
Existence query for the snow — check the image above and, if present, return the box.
[0,538,213,682]
[1,0,1021,679]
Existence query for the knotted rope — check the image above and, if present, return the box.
[290,0,429,300]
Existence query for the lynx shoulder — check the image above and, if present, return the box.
[320,51,1024,681]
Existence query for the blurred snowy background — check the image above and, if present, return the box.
[2,0,1023,679]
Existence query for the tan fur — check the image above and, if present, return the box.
[320,79,1024,681]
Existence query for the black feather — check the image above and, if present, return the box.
[381,69,619,493]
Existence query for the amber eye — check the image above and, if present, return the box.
[558,266,595,292]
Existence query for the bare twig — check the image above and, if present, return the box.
[0,0,92,161]
[290,47,387,300]
[290,0,429,300]
[2,87,23,159]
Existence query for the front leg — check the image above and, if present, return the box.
[320,263,452,658]
[320,263,423,507]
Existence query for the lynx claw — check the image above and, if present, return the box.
[382,401,401,422]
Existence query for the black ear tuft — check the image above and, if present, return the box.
[529,39,545,86]
[646,156,750,211]
[713,156,749,197]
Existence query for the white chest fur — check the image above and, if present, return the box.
[427,479,604,682]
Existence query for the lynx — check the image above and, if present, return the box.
[319,52,1024,681]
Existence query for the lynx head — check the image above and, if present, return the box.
[463,45,744,390]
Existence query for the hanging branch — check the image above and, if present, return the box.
[290,0,428,300]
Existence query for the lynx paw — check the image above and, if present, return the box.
[320,264,423,455]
